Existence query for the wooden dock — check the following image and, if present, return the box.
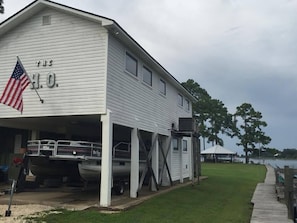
[250,165,294,223]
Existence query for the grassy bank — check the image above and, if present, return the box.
[29,163,266,223]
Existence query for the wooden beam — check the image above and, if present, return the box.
[137,130,159,192]
[158,136,173,186]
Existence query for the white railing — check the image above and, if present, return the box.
[112,142,131,159]
[27,140,141,161]
[27,139,102,159]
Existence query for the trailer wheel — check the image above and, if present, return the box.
[113,182,125,195]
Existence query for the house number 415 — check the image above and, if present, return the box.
[30,72,58,89]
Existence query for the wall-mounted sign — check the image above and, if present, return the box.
[36,59,53,67]
[30,59,58,89]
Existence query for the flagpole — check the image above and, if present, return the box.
[16,56,44,103]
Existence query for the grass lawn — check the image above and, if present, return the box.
[28,163,266,223]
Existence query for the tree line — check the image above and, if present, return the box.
[182,79,272,163]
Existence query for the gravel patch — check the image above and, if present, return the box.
[0,204,56,223]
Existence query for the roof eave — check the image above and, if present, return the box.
[0,0,40,37]
[0,0,114,37]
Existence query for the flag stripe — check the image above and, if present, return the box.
[8,81,22,106]
[0,78,14,103]
[0,60,31,113]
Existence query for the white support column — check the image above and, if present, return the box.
[29,130,40,176]
[100,110,113,207]
[30,130,39,140]
[151,133,159,191]
[130,128,139,198]
[179,138,184,183]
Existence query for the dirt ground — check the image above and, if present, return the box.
[0,204,55,223]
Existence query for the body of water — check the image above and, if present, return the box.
[248,158,297,169]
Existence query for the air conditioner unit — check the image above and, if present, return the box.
[179,118,196,132]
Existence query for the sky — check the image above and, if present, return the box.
[1,0,297,154]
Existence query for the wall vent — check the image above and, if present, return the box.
[42,15,51,25]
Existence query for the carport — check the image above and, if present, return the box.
[0,114,168,207]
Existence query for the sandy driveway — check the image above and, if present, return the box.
[0,204,55,223]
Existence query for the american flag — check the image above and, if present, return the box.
[0,60,31,113]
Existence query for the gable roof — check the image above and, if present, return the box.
[201,145,236,155]
[0,0,196,103]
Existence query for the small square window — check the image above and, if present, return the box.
[143,66,152,86]
[159,79,166,95]
[42,15,51,25]
[173,138,178,151]
[178,94,183,106]
[126,52,138,76]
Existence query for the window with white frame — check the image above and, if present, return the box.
[159,79,166,95]
[185,99,190,111]
[183,140,187,152]
[173,138,178,151]
[125,52,138,76]
[178,93,183,106]
[143,66,152,86]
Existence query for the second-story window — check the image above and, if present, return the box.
[125,52,138,76]
[185,99,190,111]
[173,138,178,151]
[143,66,152,86]
[159,79,166,95]
[178,93,183,106]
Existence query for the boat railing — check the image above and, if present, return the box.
[112,142,130,159]
[27,140,135,160]
[27,139,102,159]
[56,140,101,158]
[27,139,56,156]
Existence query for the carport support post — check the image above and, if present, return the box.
[31,130,39,140]
[100,110,113,207]
[130,128,139,198]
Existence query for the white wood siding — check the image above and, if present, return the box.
[106,35,192,135]
[170,138,181,181]
[171,149,181,181]
[0,8,108,117]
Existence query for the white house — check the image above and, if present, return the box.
[0,0,197,207]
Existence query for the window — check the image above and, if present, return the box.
[125,52,138,76]
[173,138,178,151]
[159,79,166,95]
[185,99,190,111]
[178,94,183,106]
[143,66,152,86]
[183,140,187,152]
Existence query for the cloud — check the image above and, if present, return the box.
[1,0,297,151]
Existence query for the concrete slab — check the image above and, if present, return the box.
[0,176,208,212]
